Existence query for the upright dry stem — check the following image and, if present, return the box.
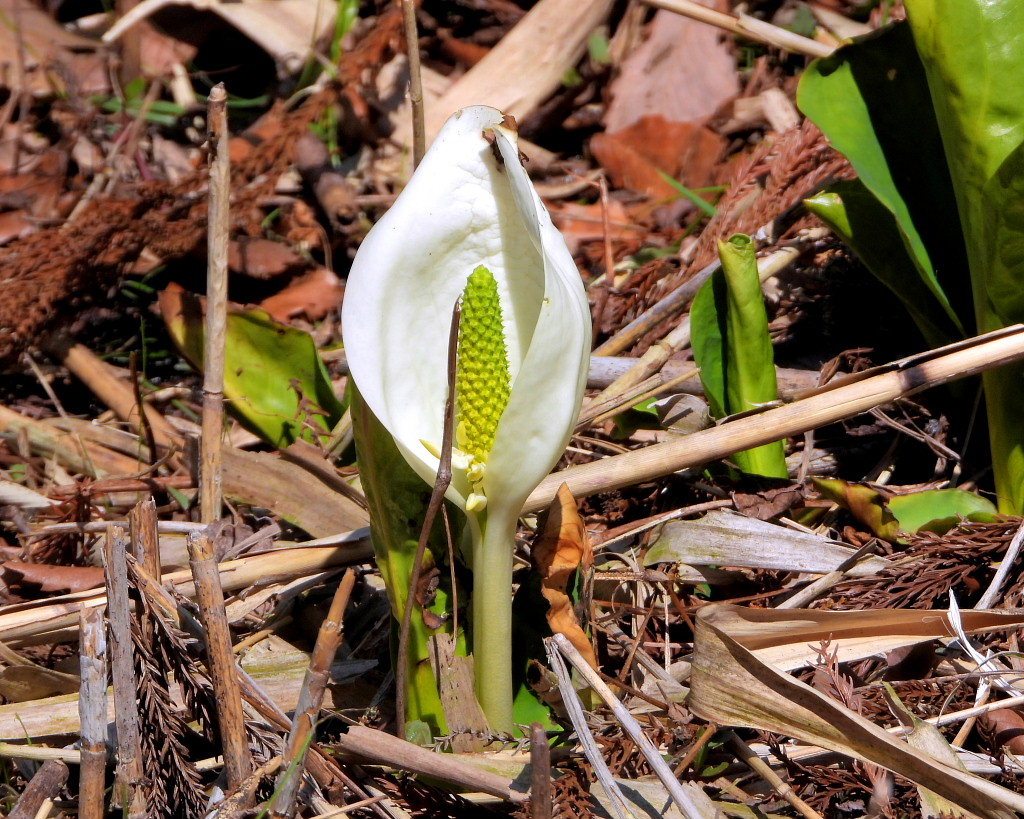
[201,83,230,524]
[78,606,107,819]
[401,0,425,168]
[103,526,146,818]
[186,531,252,791]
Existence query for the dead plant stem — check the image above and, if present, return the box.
[402,0,425,167]
[78,606,107,819]
[527,325,1024,512]
[186,531,253,791]
[272,568,357,818]
[201,83,230,524]
[102,526,146,818]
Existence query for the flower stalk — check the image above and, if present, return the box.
[343,106,592,731]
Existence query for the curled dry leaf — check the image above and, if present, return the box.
[688,604,1024,818]
[1,561,105,595]
[532,483,597,670]
[260,267,344,323]
[979,708,1024,755]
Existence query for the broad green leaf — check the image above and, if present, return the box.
[158,285,343,448]
[797,22,969,335]
[350,388,455,735]
[691,234,787,478]
[888,489,997,535]
[814,478,997,538]
[804,183,959,348]
[902,0,1024,512]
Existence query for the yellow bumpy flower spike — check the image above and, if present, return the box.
[456,265,512,460]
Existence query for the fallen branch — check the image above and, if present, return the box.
[527,326,1024,511]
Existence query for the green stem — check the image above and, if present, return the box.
[471,512,515,733]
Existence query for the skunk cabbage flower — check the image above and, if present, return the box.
[342,106,591,730]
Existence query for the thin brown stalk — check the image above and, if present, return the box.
[186,531,252,791]
[7,760,69,819]
[103,525,146,817]
[78,606,108,819]
[115,0,141,87]
[551,633,706,819]
[641,0,833,58]
[129,352,158,467]
[201,83,230,525]
[527,325,1024,512]
[128,496,161,583]
[395,304,459,737]
[725,731,824,819]
[402,0,425,168]
[332,725,526,802]
[271,569,358,818]
[530,723,552,819]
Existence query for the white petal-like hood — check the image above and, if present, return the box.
[342,105,591,511]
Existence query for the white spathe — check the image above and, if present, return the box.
[342,105,591,516]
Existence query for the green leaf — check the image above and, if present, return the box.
[902,0,1024,512]
[656,171,718,217]
[158,285,343,449]
[691,234,787,478]
[814,478,997,538]
[888,489,998,535]
[797,22,969,336]
[350,389,457,735]
[804,182,959,348]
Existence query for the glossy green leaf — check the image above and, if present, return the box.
[888,489,998,535]
[159,286,343,448]
[797,22,969,335]
[350,388,456,735]
[814,478,997,538]
[804,182,959,348]
[691,234,787,478]
[902,0,1024,512]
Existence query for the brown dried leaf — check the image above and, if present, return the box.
[979,708,1024,755]
[0,665,80,702]
[260,267,344,322]
[228,238,303,279]
[532,484,597,669]
[689,604,1024,817]
[603,8,739,133]
[591,116,726,198]
[1,561,105,594]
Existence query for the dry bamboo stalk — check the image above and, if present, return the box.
[725,731,825,819]
[271,569,357,818]
[530,723,552,819]
[527,325,1024,512]
[642,0,833,58]
[423,0,614,142]
[0,537,373,645]
[333,726,528,803]
[401,0,424,167]
[128,497,161,582]
[7,760,69,819]
[551,633,706,819]
[186,531,252,791]
[78,606,108,819]
[201,83,230,525]
[54,343,180,454]
[231,669,392,819]
[102,526,146,818]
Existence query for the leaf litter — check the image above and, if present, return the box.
[0,1,1023,817]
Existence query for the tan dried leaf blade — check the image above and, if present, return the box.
[688,604,1024,818]
[533,484,598,669]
